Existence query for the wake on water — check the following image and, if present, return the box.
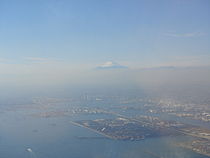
[26,148,37,158]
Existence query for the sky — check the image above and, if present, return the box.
[0,0,210,91]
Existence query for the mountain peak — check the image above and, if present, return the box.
[96,61,128,69]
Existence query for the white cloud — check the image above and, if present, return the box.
[24,57,49,61]
[164,32,205,38]
[23,57,61,64]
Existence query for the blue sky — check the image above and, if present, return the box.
[0,0,210,69]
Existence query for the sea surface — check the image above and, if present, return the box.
[0,102,209,158]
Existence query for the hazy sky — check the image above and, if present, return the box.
[1,0,210,66]
[0,0,210,88]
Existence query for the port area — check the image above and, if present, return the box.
[70,115,210,157]
[175,126,210,157]
[70,117,180,141]
[177,138,210,157]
